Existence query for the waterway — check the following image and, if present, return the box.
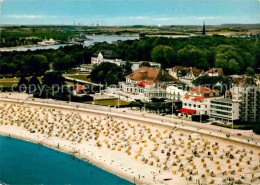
[0,35,138,52]
[0,135,133,185]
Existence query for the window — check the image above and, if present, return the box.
[198,105,201,108]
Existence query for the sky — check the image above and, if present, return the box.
[0,0,260,26]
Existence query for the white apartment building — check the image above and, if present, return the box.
[210,98,240,122]
[231,85,260,123]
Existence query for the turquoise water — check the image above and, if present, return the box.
[0,135,134,185]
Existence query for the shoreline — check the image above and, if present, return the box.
[0,130,146,185]
[0,99,259,185]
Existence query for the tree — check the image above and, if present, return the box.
[26,55,49,76]
[245,67,255,77]
[42,72,65,87]
[140,61,151,67]
[177,45,209,69]
[124,61,132,74]
[18,76,29,92]
[228,59,240,75]
[90,62,124,85]
[151,45,176,68]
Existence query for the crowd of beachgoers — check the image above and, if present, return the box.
[0,102,259,185]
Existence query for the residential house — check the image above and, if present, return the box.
[168,66,190,79]
[203,68,223,77]
[180,68,204,86]
[168,66,203,86]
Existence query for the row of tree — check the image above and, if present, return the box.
[1,35,259,77]
[91,36,260,75]
[0,45,85,76]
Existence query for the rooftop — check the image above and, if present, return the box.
[93,49,120,59]
[211,98,236,103]
[126,66,179,83]
[189,86,219,94]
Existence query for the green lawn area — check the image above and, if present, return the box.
[66,74,92,82]
[0,77,42,88]
[84,99,130,106]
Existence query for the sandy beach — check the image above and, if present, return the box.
[0,101,259,185]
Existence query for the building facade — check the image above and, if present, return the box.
[181,86,223,115]
[210,98,240,122]
[231,86,260,123]
[91,50,124,66]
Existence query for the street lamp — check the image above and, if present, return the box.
[171,99,174,123]
[0,0,3,47]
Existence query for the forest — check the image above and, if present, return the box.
[0,35,259,78]
[107,36,260,75]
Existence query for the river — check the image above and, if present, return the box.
[0,35,139,52]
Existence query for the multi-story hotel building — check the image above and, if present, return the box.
[231,86,260,123]
[209,98,240,122]
[180,86,223,115]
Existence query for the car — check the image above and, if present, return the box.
[237,133,242,136]
[159,113,167,116]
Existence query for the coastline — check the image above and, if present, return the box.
[0,131,145,185]
[0,99,259,185]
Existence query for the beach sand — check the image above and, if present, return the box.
[0,102,259,185]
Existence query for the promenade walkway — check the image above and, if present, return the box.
[0,92,259,147]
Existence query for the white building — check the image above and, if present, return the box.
[38,38,57,46]
[131,61,161,71]
[181,86,223,115]
[91,50,124,66]
[231,85,260,123]
[123,66,179,101]
[166,86,186,101]
[210,98,240,122]
[203,68,223,77]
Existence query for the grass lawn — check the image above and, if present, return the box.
[66,74,92,82]
[0,77,42,88]
[84,99,130,106]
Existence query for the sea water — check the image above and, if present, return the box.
[0,135,134,185]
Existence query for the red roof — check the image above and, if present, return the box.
[136,81,152,86]
[179,108,196,114]
[193,97,204,102]
[184,95,190,99]
[189,86,219,95]
[76,86,86,93]
[126,66,179,83]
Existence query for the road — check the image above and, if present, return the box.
[0,94,259,147]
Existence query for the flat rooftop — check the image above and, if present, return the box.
[210,98,235,103]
